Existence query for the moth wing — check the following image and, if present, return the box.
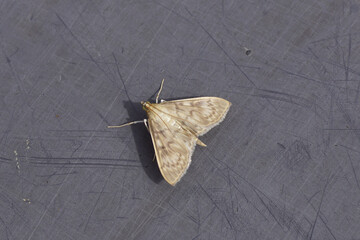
[156,97,231,136]
[147,110,198,185]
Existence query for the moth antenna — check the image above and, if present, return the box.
[108,120,145,128]
[155,78,165,103]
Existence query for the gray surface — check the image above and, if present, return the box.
[0,0,360,239]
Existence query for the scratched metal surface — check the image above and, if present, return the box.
[1,0,360,239]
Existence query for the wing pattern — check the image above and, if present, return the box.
[148,111,197,185]
[156,97,231,135]
[146,97,231,185]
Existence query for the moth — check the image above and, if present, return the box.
[108,80,231,185]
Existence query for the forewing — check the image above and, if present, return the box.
[147,110,197,185]
[155,97,231,136]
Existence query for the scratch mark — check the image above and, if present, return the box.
[200,22,255,87]
[309,175,330,240]
[303,193,337,240]
[323,128,360,131]
[55,12,116,86]
[253,189,283,227]
[112,53,130,101]
[355,79,360,104]
[307,47,360,144]
[204,150,309,237]
[251,88,313,109]
[152,0,192,24]
[192,233,201,240]
[306,190,321,206]
[1,45,28,95]
[337,144,360,154]
[96,111,110,126]
[184,7,255,87]
[230,176,269,221]
[0,155,12,163]
[202,205,216,224]
[84,169,114,232]
[277,142,286,149]
[197,183,233,230]
[112,53,138,112]
[277,65,324,85]
[347,151,360,192]
[342,34,351,103]
[221,0,225,17]
[0,215,10,240]
[36,171,78,178]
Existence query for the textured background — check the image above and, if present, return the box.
[1,0,360,239]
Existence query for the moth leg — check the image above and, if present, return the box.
[143,119,149,131]
[152,154,156,162]
[155,78,165,103]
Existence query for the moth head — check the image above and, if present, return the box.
[141,101,151,111]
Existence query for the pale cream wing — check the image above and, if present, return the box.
[155,97,231,136]
[147,110,198,186]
